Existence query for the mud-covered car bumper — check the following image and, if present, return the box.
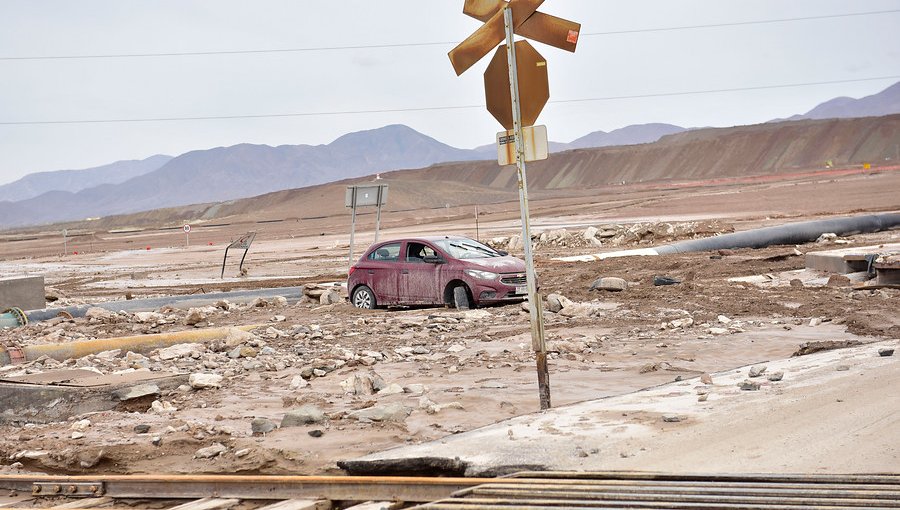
[470,273,530,304]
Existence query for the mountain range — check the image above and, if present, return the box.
[1,80,898,229]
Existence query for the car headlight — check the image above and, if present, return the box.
[464,269,498,280]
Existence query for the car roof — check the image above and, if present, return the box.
[368,236,474,250]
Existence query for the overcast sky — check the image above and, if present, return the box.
[1,0,899,185]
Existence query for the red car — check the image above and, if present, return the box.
[348,236,528,309]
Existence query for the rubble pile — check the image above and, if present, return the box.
[487,220,734,252]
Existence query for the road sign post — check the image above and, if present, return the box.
[502,6,550,410]
[346,184,389,270]
[183,224,191,247]
[450,0,579,410]
[62,229,67,257]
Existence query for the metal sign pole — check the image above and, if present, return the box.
[475,205,480,242]
[348,204,358,271]
[374,187,383,244]
[62,229,67,257]
[504,6,550,410]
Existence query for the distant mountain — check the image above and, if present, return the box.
[0,125,484,228]
[473,123,686,156]
[565,123,687,150]
[0,155,171,202]
[775,81,900,122]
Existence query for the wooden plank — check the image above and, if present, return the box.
[343,502,401,510]
[166,498,240,510]
[254,500,330,510]
[49,497,113,509]
[0,497,33,508]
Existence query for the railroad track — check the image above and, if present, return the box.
[0,471,898,509]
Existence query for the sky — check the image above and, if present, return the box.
[1,0,899,185]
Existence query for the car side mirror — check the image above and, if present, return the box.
[423,255,443,264]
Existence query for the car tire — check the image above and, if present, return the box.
[453,285,471,310]
[351,285,377,309]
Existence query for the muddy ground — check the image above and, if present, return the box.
[0,170,897,476]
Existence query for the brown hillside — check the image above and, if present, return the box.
[46,115,900,232]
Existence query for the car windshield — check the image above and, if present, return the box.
[434,238,502,259]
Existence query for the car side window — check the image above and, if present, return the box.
[369,242,401,261]
[406,242,437,263]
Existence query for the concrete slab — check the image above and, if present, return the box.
[0,275,45,311]
[341,340,899,477]
[805,243,900,274]
[0,369,187,424]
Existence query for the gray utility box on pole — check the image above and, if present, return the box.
[0,275,46,311]
[346,184,389,268]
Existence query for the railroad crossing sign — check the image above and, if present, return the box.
[449,0,580,76]
[485,40,547,129]
[449,1,580,411]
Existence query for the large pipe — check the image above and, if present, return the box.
[655,213,900,255]
[555,213,900,262]
[25,286,305,323]
[0,324,258,366]
[0,308,27,328]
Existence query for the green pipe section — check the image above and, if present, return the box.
[0,308,27,328]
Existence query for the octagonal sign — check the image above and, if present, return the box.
[484,40,548,130]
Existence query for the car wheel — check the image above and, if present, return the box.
[453,285,471,310]
[352,285,376,309]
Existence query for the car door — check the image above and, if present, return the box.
[400,241,443,304]
[364,242,402,304]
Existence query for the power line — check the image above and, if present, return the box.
[581,9,900,36]
[2,75,897,126]
[1,9,897,61]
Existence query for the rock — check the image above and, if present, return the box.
[71,419,91,431]
[809,317,823,327]
[234,448,250,457]
[194,443,227,459]
[739,380,761,391]
[281,405,326,427]
[113,383,160,401]
[289,375,309,390]
[583,226,599,241]
[85,307,115,320]
[836,365,850,372]
[183,308,208,326]
[559,302,603,318]
[717,315,732,324]
[340,372,385,396]
[251,297,269,308]
[748,365,767,378]
[700,373,713,385]
[446,344,466,353]
[878,348,895,357]
[158,343,203,361]
[589,277,627,292]
[239,346,258,358]
[319,290,343,305]
[708,327,729,335]
[251,418,277,435]
[225,328,257,348]
[133,311,164,323]
[816,232,838,244]
[789,279,804,288]
[546,293,573,313]
[697,394,709,402]
[767,371,784,382]
[652,276,680,286]
[662,414,681,423]
[404,383,427,394]
[150,400,177,414]
[134,424,151,434]
[348,403,412,423]
[308,430,324,438]
[378,383,404,396]
[189,373,223,389]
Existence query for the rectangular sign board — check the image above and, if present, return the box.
[345,184,389,208]
[497,125,548,166]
